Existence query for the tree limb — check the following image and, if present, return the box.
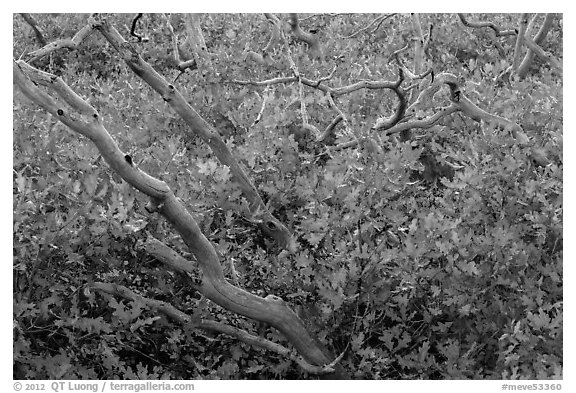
[27,23,95,63]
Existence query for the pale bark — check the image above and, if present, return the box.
[20,14,294,250]
[517,14,557,78]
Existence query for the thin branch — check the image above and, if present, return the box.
[299,13,349,22]
[233,72,402,97]
[457,13,518,37]
[373,69,407,130]
[382,105,461,136]
[250,88,270,127]
[394,54,432,80]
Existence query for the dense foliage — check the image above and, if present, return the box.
[13,13,562,379]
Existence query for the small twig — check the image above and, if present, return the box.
[228,258,240,286]
[325,93,352,137]
[129,13,149,42]
[251,88,270,127]
[299,13,348,22]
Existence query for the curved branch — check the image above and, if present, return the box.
[383,105,461,136]
[517,14,557,78]
[288,13,322,57]
[318,114,343,145]
[233,72,402,98]
[373,69,407,130]
[520,34,562,73]
[457,13,518,37]
[183,14,213,69]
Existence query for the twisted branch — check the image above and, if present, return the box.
[457,13,518,37]
[288,13,322,57]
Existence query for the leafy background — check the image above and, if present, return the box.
[13,13,562,379]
